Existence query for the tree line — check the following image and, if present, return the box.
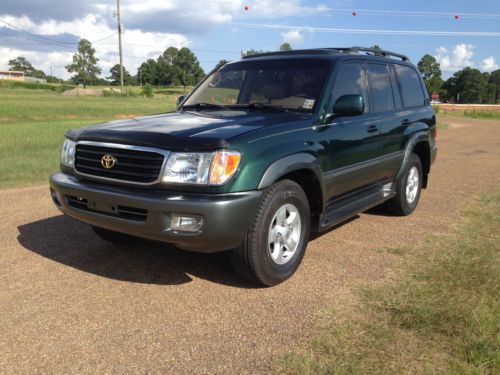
[6,41,500,103]
[417,54,499,104]
[8,39,205,89]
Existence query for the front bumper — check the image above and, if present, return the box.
[49,172,262,252]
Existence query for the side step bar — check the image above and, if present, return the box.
[318,183,395,232]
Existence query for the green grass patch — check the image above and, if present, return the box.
[0,86,180,188]
[0,88,176,123]
[0,79,74,93]
[437,122,449,129]
[441,109,500,120]
[275,191,500,374]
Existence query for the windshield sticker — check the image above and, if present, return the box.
[303,99,315,109]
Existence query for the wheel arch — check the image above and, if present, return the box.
[397,131,431,189]
[258,153,325,230]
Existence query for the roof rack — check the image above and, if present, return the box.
[241,47,410,62]
[336,46,410,61]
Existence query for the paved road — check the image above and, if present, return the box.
[1,116,499,374]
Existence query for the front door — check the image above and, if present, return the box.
[324,62,381,199]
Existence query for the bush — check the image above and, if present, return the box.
[142,83,154,98]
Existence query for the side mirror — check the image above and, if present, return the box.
[333,94,365,117]
[177,95,186,107]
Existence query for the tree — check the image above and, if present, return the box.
[108,64,134,86]
[443,67,488,104]
[137,59,158,85]
[280,43,292,51]
[65,39,101,88]
[156,47,179,85]
[417,54,443,96]
[174,47,205,89]
[8,57,35,75]
[488,69,500,103]
[215,60,229,69]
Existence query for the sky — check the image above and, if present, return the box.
[1,0,499,80]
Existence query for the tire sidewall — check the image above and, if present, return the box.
[252,181,310,285]
[398,154,423,215]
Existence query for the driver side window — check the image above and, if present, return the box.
[331,63,369,113]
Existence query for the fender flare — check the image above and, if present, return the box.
[258,153,325,196]
[396,131,429,182]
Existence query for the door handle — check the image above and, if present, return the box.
[366,125,378,133]
[401,119,412,126]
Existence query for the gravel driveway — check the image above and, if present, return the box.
[1,115,499,374]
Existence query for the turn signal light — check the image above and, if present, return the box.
[209,150,241,185]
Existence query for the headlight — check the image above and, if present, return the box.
[61,139,76,167]
[162,150,241,185]
[163,152,213,184]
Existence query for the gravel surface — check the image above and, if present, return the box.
[1,115,499,374]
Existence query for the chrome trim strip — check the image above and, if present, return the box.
[74,141,170,186]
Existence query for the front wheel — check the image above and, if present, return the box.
[385,153,423,216]
[231,179,310,286]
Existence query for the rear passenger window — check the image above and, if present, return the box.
[332,63,369,112]
[394,65,425,108]
[367,64,394,112]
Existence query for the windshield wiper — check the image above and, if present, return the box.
[182,102,230,111]
[230,102,288,112]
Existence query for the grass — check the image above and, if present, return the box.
[275,190,500,374]
[0,79,75,93]
[0,86,182,188]
[440,109,500,120]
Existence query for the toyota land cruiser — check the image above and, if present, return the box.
[50,47,437,286]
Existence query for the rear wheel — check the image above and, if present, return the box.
[231,179,310,286]
[92,226,140,245]
[385,153,423,216]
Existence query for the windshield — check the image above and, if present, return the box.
[183,59,330,113]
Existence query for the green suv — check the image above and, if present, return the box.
[50,47,437,286]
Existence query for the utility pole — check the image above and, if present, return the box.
[116,0,124,95]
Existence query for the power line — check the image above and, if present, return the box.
[232,22,500,37]
[0,18,78,48]
[315,8,500,19]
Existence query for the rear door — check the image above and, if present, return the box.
[377,64,428,183]
[366,62,404,183]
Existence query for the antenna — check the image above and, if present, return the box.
[116,0,124,95]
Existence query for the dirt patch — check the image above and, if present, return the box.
[62,88,104,97]
[113,114,145,119]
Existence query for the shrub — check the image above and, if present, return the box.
[142,83,154,98]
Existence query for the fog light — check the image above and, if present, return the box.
[171,214,204,233]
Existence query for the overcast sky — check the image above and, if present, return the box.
[1,0,499,80]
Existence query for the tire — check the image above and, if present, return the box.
[385,153,423,216]
[231,179,311,286]
[92,226,140,245]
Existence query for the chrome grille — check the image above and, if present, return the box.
[75,144,165,183]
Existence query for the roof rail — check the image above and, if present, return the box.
[239,47,410,62]
[335,46,410,61]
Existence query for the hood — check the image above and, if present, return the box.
[67,110,311,151]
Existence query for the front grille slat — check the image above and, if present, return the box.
[75,144,165,183]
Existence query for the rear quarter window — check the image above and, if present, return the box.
[394,65,425,108]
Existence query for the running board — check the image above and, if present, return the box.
[319,183,395,232]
